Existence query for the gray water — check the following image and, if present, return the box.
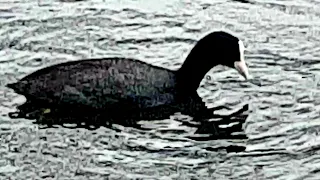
[1,0,320,179]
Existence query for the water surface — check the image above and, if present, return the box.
[1,0,320,179]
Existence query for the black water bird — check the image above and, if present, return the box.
[6,31,250,122]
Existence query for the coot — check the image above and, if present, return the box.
[7,31,250,120]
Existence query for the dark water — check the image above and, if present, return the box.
[1,0,320,179]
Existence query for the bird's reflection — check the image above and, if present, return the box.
[9,100,249,150]
[9,99,248,131]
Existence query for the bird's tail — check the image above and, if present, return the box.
[6,82,18,90]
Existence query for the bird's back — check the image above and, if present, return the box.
[8,58,179,109]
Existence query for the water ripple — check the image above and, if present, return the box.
[1,0,320,179]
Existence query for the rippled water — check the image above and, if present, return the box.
[1,0,320,179]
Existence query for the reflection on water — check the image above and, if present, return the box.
[8,99,249,143]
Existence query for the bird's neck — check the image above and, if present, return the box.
[176,54,216,94]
